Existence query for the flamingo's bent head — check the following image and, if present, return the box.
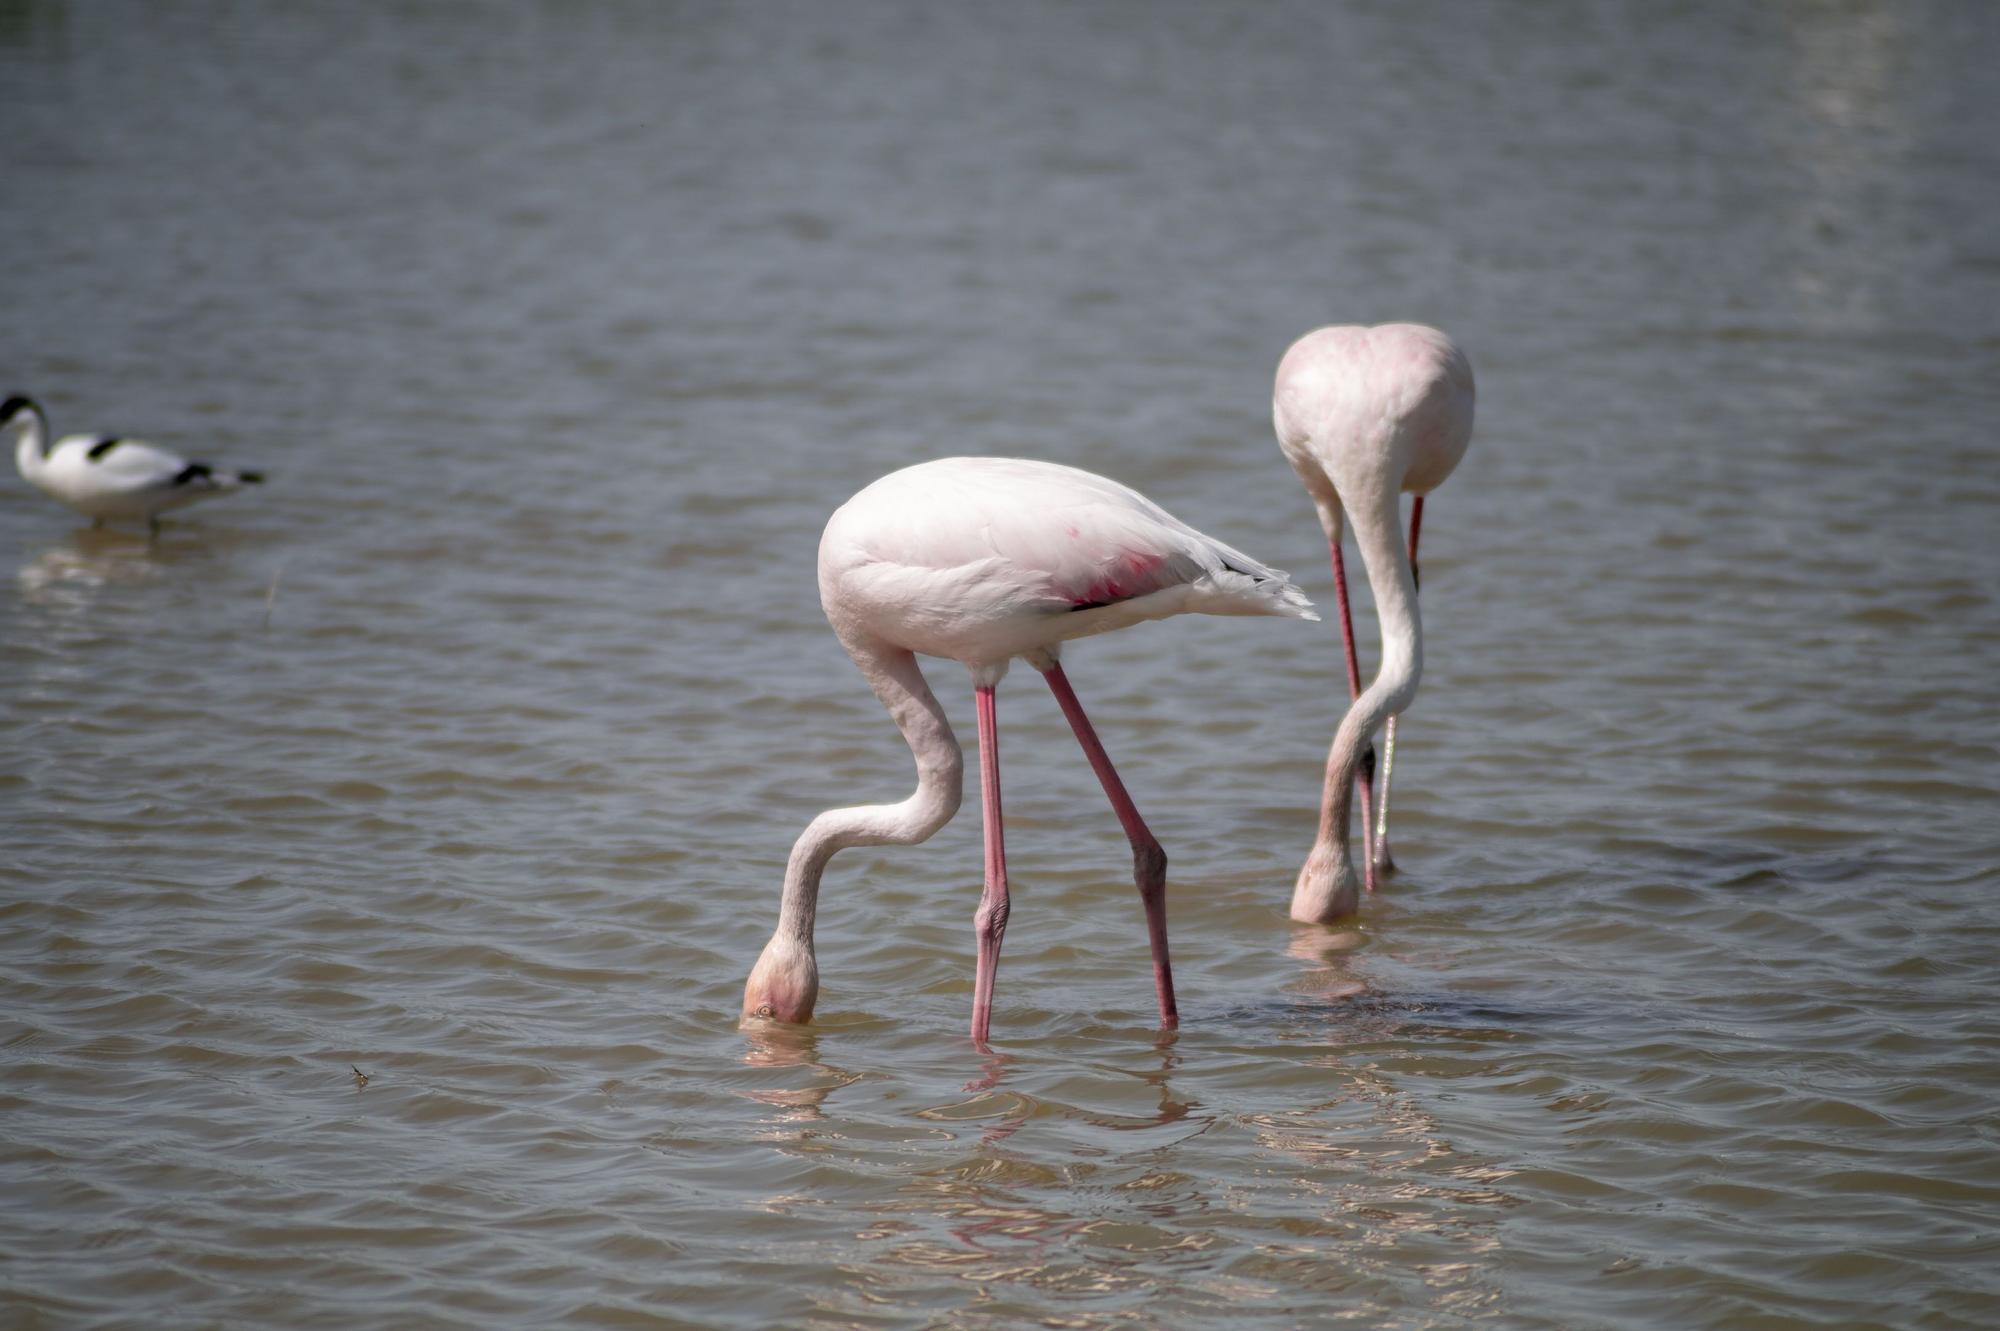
[1289,844,1361,926]
[742,934,819,1025]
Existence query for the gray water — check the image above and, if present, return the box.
[3,2,1998,1327]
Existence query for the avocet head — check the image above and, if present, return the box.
[7,395,52,468]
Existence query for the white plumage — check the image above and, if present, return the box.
[1273,324,1475,924]
[6,394,262,532]
[745,455,1316,1043]
[821,457,1317,677]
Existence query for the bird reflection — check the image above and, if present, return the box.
[736,1022,861,1125]
[930,1047,1034,1146]
[948,1202,1092,1255]
[920,1034,1212,1254]
[1135,1029,1201,1135]
[1284,925,1372,1003]
[16,528,161,611]
[942,1028,1206,1148]
[962,1045,1013,1096]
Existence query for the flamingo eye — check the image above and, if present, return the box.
[756,1004,775,1019]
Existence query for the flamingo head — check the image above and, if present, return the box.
[1289,844,1361,926]
[742,934,819,1025]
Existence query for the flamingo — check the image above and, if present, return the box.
[742,456,1318,1043]
[1273,324,1474,924]
[5,394,263,534]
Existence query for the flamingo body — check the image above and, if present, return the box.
[746,456,1315,1040]
[1273,324,1474,923]
[1274,325,1472,514]
[6,394,262,531]
[821,457,1314,676]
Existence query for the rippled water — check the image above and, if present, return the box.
[4,2,1998,1327]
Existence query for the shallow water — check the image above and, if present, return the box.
[3,2,1998,1327]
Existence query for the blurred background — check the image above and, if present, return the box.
[2,3,1996,1328]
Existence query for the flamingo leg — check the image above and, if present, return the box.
[1039,662,1179,1030]
[1329,536,1379,893]
[970,683,1010,1045]
[1373,496,1424,873]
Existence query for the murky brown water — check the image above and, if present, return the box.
[4,2,1998,1327]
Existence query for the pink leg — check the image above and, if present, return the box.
[1040,663,1179,1030]
[1329,536,1379,893]
[970,684,1009,1045]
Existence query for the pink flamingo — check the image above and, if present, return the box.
[1274,324,1475,924]
[742,457,1317,1042]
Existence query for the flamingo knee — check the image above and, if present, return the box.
[1130,838,1167,904]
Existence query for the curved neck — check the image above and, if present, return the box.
[1316,485,1422,857]
[775,637,963,947]
[10,404,50,476]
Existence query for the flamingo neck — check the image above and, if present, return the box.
[1296,486,1422,919]
[774,638,964,946]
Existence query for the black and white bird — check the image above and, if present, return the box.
[5,394,263,534]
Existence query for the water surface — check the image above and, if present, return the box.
[3,3,1998,1327]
